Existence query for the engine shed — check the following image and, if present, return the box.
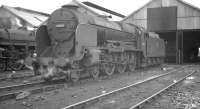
[122,0,200,64]
[0,5,49,47]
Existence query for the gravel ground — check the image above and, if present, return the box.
[86,66,193,109]
[0,65,183,109]
[0,70,40,88]
[0,76,41,88]
[143,66,200,109]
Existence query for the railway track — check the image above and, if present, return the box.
[0,65,187,102]
[61,65,194,109]
[0,74,35,82]
[0,70,34,82]
[0,77,66,101]
[0,68,157,101]
[129,71,195,109]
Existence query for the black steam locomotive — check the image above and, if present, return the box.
[34,0,165,81]
[0,28,35,71]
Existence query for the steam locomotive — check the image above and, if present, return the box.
[0,28,35,71]
[34,0,165,81]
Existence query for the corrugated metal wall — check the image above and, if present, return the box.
[123,0,200,30]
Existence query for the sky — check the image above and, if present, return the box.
[1,0,200,17]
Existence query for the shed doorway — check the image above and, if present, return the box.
[183,30,200,63]
[158,32,176,63]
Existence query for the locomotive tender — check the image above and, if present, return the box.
[34,0,165,81]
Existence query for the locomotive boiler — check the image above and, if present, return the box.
[34,0,165,81]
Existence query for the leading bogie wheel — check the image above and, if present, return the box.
[102,63,115,76]
[70,71,81,82]
[90,66,100,80]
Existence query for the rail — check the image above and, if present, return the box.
[61,66,188,109]
[129,70,195,109]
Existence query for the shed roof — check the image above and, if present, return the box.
[1,5,49,27]
[122,0,200,21]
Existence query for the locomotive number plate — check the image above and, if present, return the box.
[56,24,65,28]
